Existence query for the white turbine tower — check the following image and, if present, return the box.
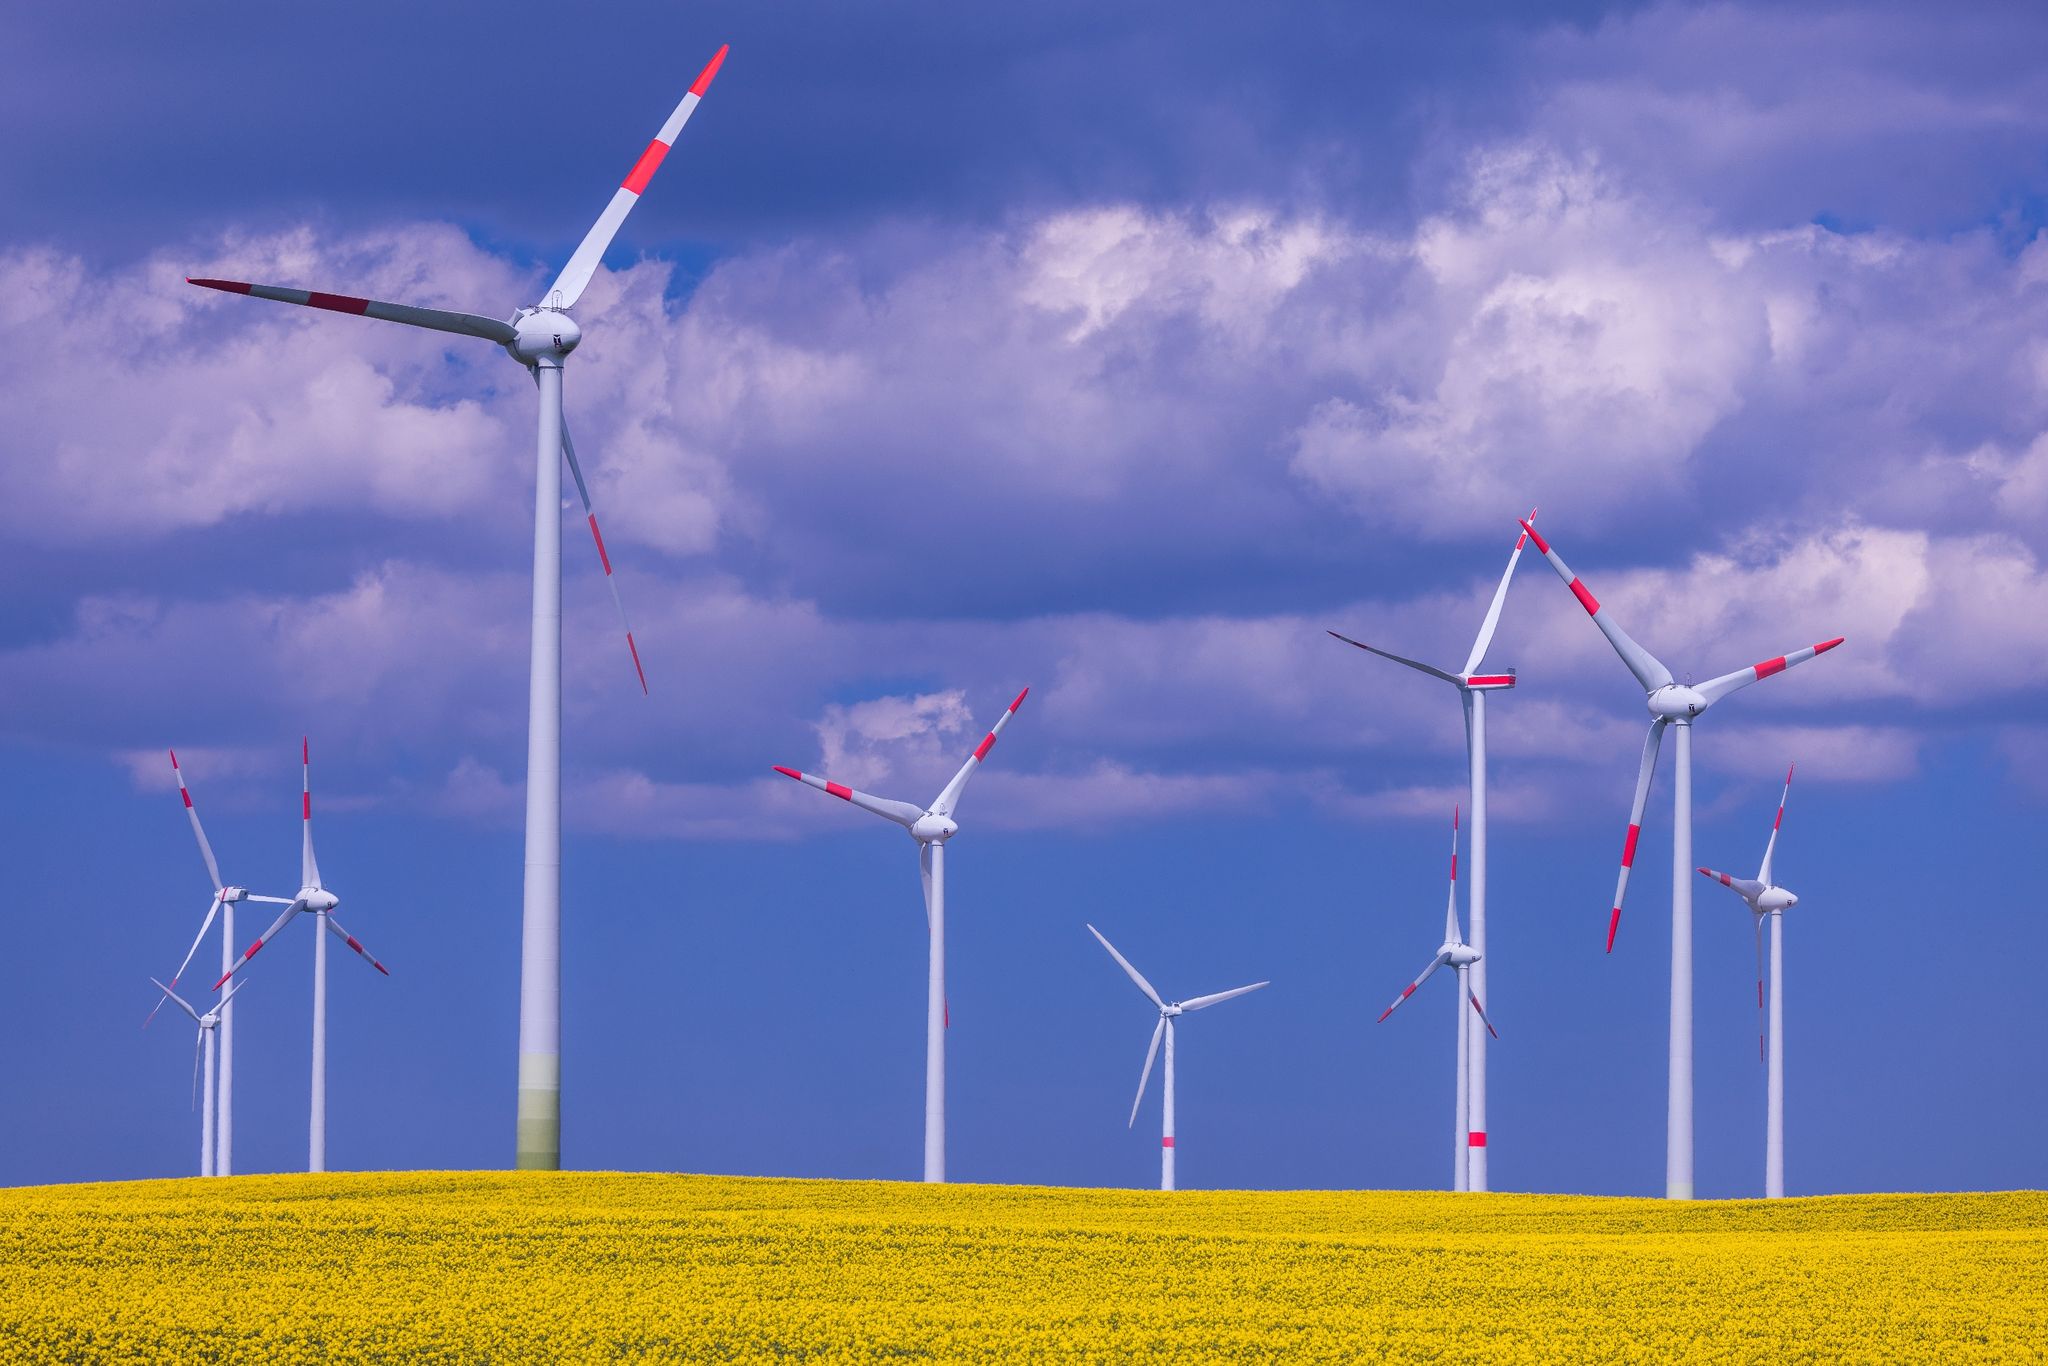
[1519,519,1841,1199]
[1373,806,1499,1191]
[149,750,295,1177]
[215,740,389,1172]
[187,44,729,1170]
[773,687,1029,1182]
[150,977,248,1177]
[1329,510,1532,1189]
[1087,924,1268,1192]
[1699,763,1800,1198]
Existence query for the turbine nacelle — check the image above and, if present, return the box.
[1443,942,1481,967]
[1758,886,1798,912]
[1648,684,1709,720]
[508,309,582,365]
[910,812,960,844]
[301,888,339,913]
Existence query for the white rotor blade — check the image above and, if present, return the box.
[323,913,391,977]
[300,737,320,890]
[1759,763,1795,885]
[185,278,516,344]
[1179,980,1269,1012]
[1128,1016,1166,1128]
[1461,507,1537,676]
[1467,990,1500,1040]
[557,407,647,694]
[214,900,304,990]
[930,688,1030,818]
[1327,631,1460,686]
[771,766,923,827]
[1697,866,1766,904]
[545,45,729,310]
[1443,804,1463,945]
[1087,924,1165,1010]
[1606,717,1668,954]
[217,977,250,1012]
[1376,953,1448,1023]
[147,892,226,1027]
[1518,520,1674,693]
[149,977,201,1025]
[919,842,934,933]
[1696,639,1845,708]
[168,749,223,892]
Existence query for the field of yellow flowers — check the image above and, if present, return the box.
[0,1173,2041,1362]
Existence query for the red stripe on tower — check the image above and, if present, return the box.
[824,781,852,801]
[621,140,670,195]
[1569,578,1599,615]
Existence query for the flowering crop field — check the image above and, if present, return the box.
[0,1174,2041,1363]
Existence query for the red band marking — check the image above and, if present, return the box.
[973,732,996,762]
[690,44,728,97]
[1401,984,1416,999]
[1161,1137,1175,1148]
[1468,1132,1487,1148]
[303,738,309,763]
[304,291,370,316]
[622,139,670,195]
[1621,824,1640,868]
[1465,674,1516,687]
[626,633,647,695]
[303,792,312,820]
[187,278,253,294]
[588,515,613,575]
[1568,578,1599,615]
[1605,907,1621,953]
[346,936,362,952]
[1720,873,1733,886]
[1815,637,1844,653]
[1758,982,1765,1007]
[170,749,181,769]
[182,789,194,809]
[773,765,801,780]
[824,781,852,801]
[1754,656,1787,679]
[1450,855,1457,882]
[1520,522,1549,554]
[244,943,262,961]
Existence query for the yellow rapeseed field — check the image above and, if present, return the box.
[0,1173,2041,1362]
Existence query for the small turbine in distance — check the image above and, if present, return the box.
[150,977,248,1178]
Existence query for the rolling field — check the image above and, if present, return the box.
[0,1173,2042,1362]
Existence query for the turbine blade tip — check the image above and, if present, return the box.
[772,765,801,780]
[690,44,729,96]
[1009,686,1029,712]
[1816,636,1844,653]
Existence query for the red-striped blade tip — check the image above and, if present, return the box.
[1375,1007,1393,1023]
[690,44,729,96]
[302,736,309,764]
[1696,867,1712,877]
[1605,907,1621,953]
[627,634,648,696]
[186,277,252,294]
[1009,686,1030,712]
[1815,636,1845,653]
[1785,762,1796,784]
[772,765,801,781]
[169,748,180,769]
[1518,518,1549,554]
[1453,804,1460,830]
[1514,507,1538,548]
[376,962,391,976]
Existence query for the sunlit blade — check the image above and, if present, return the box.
[323,913,390,976]
[217,977,250,1012]
[1376,954,1447,1023]
[185,278,516,344]
[1129,1017,1166,1128]
[771,766,923,827]
[1443,804,1462,946]
[214,900,304,990]
[148,892,226,1026]
[149,977,201,1025]
[168,749,223,892]
[1759,762,1795,886]
[1087,924,1165,1010]
[930,688,1030,818]
[919,842,934,934]
[1467,991,1499,1040]
[300,737,320,890]
[1460,507,1537,676]
[558,410,647,694]
[1327,631,1461,687]
[1179,981,1269,1012]
[1697,640,1845,708]
[1697,867,1765,902]
[1518,520,1674,693]
[545,45,729,310]
[1607,718,1667,953]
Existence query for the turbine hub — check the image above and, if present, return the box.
[303,888,339,912]
[911,813,959,843]
[1446,944,1480,966]
[221,885,247,902]
[1162,1004,1184,1018]
[509,308,582,364]
[1648,684,1708,719]
[1759,886,1797,912]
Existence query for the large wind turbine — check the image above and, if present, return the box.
[1699,764,1800,1198]
[1329,510,1532,1190]
[149,978,248,1177]
[1519,519,1841,1199]
[187,45,728,1170]
[773,688,1029,1182]
[1087,924,1267,1192]
[150,750,295,1177]
[216,740,389,1172]
[1373,807,1498,1191]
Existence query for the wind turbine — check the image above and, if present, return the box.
[1329,509,1533,1190]
[149,749,295,1177]
[1373,806,1498,1191]
[1518,518,1841,1199]
[187,44,729,1170]
[149,977,248,1177]
[215,740,390,1172]
[773,687,1029,1182]
[1087,924,1267,1192]
[1699,763,1800,1198]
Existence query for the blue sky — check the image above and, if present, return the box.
[3,0,2045,1195]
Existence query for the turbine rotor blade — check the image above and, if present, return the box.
[1607,717,1668,953]
[185,278,516,344]
[214,900,305,990]
[1461,507,1537,677]
[1518,520,1675,693]
[919,842,934,934]
[930,688,1029,818]
[1696,640,1844,708]
[771,766,923,827]
[1443,804,1462,946]
[168,750,223,892]
[1467,991,1500,1040]
[149,892,226,1026]
[1129,1016,1165,1128]
[1697,867,1766,901]
[1375,953,1447,1023]
[323,913,391,976]
[1087,924,1165,1010]
[544,45,729,310]
[149,977,202,1025]
[1326,631,1461,686]
[300,737,320,890]
[558,409,647,694]
[1759,762,1795,885]
[1179,981,1269,1012]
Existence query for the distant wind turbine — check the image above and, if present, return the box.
[150,977,248,1177]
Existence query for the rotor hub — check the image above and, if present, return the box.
[303,888,339,912]
[1649,684,1708,720]
[1446,944,1481,967]
[910,813,959,843]
[508,308,581,364]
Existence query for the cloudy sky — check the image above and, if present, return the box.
[4,0,2043,1196]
